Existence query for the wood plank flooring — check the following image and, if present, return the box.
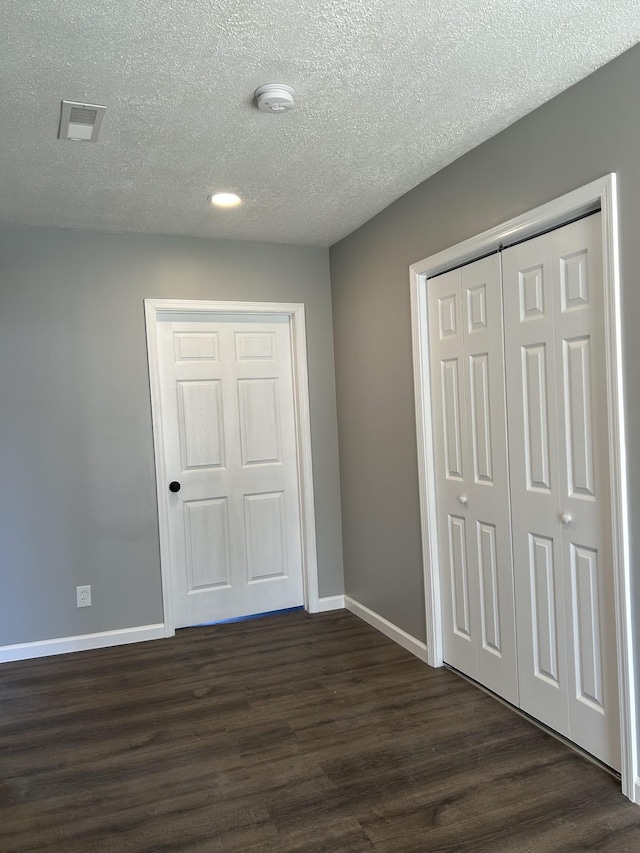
[1,609,640,852]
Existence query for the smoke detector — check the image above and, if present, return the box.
[59,100,106,142]
[254,84,295,113]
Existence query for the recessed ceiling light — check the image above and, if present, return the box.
[208,192,242,208]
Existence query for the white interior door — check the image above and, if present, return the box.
[503,213,621,770]
[428,254,518,704]
[155,312,304,628]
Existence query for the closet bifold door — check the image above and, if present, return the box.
[428,254,518,705]
[502,212,621,771]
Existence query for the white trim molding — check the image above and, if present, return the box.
[144,299,321,632]
[410,174,637,803]
[317,595,345,612]
[0,624,165,664]
[345,596,428,663]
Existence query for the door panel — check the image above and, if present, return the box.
[477,521,501,653]
[235,330,277,361]
[429,255,518,704]
[448,513,471,638]
[469,353,493,483]
[238,378,282,465]
[156,314,304,628]
[570,544,604,709]
[462,256,518,702]
[178,380,225,469]
[553,215,619,769]
[430,270,476,675]
[174,331,219,361]
[244,491,287,581]
[441,359,464,480]
[438,293,458,338]
[529,532,560,685]
[503,213,620,770]
[560,250,589,312]
[563,337,595,498]
[503,232,569,734]
[522,344,552,492]
[519,265,545,320]
[184,498,230,589]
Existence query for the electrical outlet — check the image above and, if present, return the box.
[76,585,91,608]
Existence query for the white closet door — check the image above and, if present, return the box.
[429,255,518,704]
[502,232,568,732]
[429,267,475,677]
[503,213,620,770]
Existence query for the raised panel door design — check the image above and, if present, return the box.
[184,498,230,590]
[461,254,518,703]
[430,256,517,703]
[503,214,620,767]
[438,213,622,768]
[560,251,589,312]
[529,533,559,685]
[519,266,545,320]
[238,378,282,466]
[505,232,569,733]
[448,514,471,639]
[570,544,604,711]
[441,359,463,480]
[174,332,219,362]
[429,268,478,681]
[177,380,225,470]
[522,344,552,492]
[469,353,493,484]
[244,491,287,582]
[156,314,304,629]
[477,521,501,655]
[467,284,487,331]
[439,294,457,339]
[563,337,595,499]
[235,331,276,361]
[553,215,620,769]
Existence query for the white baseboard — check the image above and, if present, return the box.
[345,596,428,663]
[0,623,166,664]
[317,595,345,612]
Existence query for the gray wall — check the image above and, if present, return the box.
[330,43,640,647]
[0,227,343,646]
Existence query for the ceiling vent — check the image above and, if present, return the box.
[59,100,106,142]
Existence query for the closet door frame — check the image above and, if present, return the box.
[410,174,636,802]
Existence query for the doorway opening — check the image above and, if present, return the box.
[145,299,320,632]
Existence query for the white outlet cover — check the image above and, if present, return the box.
[76,585,92,607]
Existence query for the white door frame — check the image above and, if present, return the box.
[144,299,320,634]
[409,174,638,802]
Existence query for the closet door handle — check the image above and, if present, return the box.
[458,495,468,508]
[560,513,572,526]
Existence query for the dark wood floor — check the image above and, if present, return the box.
[1,610,640,852]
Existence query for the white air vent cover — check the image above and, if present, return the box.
[59,100,106,142]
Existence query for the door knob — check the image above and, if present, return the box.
[458,495,468,508]
[560,513,572,525]
[169,481,181,493]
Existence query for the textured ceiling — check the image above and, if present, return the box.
[1,1,639,247]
